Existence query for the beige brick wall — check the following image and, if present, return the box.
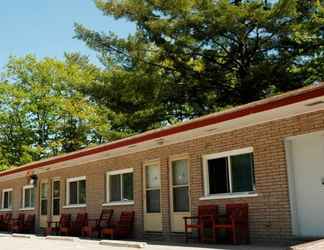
[0,110,324,243]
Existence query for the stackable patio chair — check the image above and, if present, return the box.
[10,213,25,233]
[183,205,219,243]
[12,214,35,233]
[213,203,249,244]
[0,213,12,231]
[47,214,71,236]
[81,209,113,238]
[101,211,135,239]
[68,213,88,236]
[22,214,35,233]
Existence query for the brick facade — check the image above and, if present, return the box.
[0,110,324,244]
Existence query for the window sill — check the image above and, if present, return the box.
[0,208,12,212]
[199,192,258,200]
[102,201,134,207]
[63,204,87,209]
[19,207,35,211]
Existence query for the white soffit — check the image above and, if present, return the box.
[1,95,324,181]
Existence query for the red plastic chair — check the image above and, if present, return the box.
[82,209,113,238]
[101,211,135,239]
[47,214,71,235]
[69,213,88,236]
[0,213,12,231]
[22,214,35,233]
[213,203,249,244]
[58,214,73,236]
[184,205,218,242]
[10,213,25,233]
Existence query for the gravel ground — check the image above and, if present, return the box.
[0,234,287,250]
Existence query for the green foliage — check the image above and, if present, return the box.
[0,54,113,168]
[75,0,324,133]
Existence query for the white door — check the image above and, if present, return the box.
[170,158,191,232]
[143,161,162,231]
[289,132,324,237]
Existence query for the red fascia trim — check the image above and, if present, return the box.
[1,86,324,177]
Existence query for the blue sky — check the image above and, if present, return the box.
[0,0,135,69]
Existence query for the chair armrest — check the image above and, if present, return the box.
[199,215,215,221]
[199,215,218,226]
[88,219,99,225]
[110,222,118,227]
[87,219,99,222]
[229,214,248,224]
[47,221,59,227]
[183,216,199,221]
[9,218,20,224]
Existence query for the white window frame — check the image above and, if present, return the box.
[1,188,13,211]
[103,168,134,206]
[21,185,35,210]
[64,176,86,208]
[201,147,257,200]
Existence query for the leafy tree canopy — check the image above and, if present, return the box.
[75,0,324,133]
[0,54,114,169]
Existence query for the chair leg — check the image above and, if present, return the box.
[185,226,188,243]
[213,228,216,242]
[232,228,237,245]
[197,228,202,242]
[200,226,206,243]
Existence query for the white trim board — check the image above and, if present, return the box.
[0,96,324,182]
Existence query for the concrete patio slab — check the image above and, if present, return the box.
[0,234,287,250]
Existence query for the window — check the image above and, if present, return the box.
[203,147,256,197]
[171,159,190,212]
[106,168,134,204]
[2,188,12,210]
[40,182,48,216]
[66,176,86,206]
[52,180,60,216]
[23,185,35,209]
[145,164,160,213]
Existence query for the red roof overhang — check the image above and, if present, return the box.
[1,84,324,177]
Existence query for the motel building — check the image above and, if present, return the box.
[1,83,324,244]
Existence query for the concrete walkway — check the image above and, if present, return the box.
[0,234,287,250]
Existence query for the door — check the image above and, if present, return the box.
[39,181,49,228]
[288,132,324,237]
[170,157,191,232]
[51,179,61,222]
[143,161,162,231]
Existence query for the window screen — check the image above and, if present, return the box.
[146,189,160,213]
[69,181,78,205]
[68,179,86,205]
[108,172,134,202]
[3,191,12,209]
[122,173,133,201]
[231,153,255,192]
[173,186,189,212]
[110,174,121,202]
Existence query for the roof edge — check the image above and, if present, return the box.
[1,83,324,177]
